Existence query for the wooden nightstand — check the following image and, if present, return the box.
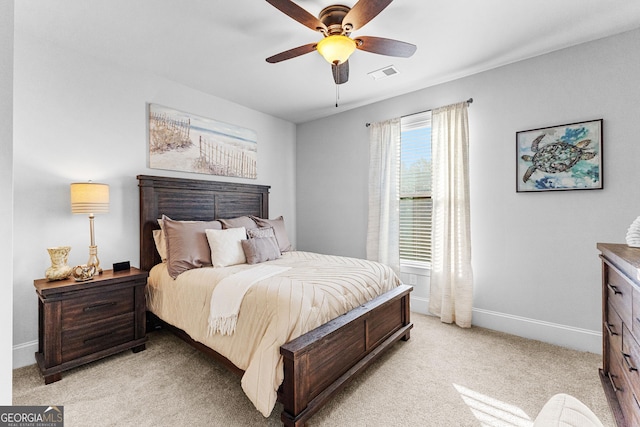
[34,267,148,384]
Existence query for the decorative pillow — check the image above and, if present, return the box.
[161,215,222,279]
[158,217,222,231]
[242,236,281,265]
[247,226,276,240]
[152,229,167,261]
[205,227,247,268]
[251,216,292,252]
[219,216,257,231]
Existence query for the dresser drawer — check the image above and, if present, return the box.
[61,287,134,328]
[623,325,640,398]
[633,286,640,336]
[61,313,135,363]
[606,301,624,352]
[607,267,633,327]
[609,349,640,427]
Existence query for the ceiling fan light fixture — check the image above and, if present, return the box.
[316,35,356,65]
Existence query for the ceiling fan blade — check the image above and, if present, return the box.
[332,61,349,85]
[265,0,327,32]
[355,36,417,57]
[342,0,393,31]
[266,42,317,63]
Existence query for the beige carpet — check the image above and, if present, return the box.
[13,313,614,426]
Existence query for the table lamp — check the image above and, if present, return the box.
[70,182,109,274]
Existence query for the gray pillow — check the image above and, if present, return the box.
[161,215,222,279]
[241,236,281,264]
[247,226,276,240]
[251,216,292,252]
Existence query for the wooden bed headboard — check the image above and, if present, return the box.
[137,175,270,272]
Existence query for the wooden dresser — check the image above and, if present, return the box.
[599,243,640,426]
[34,267,148,384]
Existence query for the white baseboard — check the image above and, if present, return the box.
[411,296,601,354]
[13,340,37,369]
[410,295,430,315]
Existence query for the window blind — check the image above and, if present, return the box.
[400,112,432,265]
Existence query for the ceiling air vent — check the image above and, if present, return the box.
[368,65,399,80]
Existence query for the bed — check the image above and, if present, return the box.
[138,174,413,427]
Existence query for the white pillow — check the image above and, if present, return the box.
[205,227,247,268]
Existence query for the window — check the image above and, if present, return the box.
[399,111,432,266]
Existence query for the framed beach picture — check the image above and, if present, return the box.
[148,103,257,179]
[516,119,603,192]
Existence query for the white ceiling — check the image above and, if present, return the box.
[15,0,640,124]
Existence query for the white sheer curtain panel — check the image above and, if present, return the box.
[429,102,473,328]
[366,118,401,275]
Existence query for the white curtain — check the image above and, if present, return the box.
[429,102,473,328]
[366,118,401,275]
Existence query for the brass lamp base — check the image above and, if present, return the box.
[87,245,103,274]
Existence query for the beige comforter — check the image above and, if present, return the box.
[146,251,400,417]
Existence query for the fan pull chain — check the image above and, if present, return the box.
[334,62,340,108]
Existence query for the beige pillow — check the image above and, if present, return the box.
[242,237,281,265]
[152,229,167,261]
[251,216,292,252]
[161,215,222,279]
[205,227,247,268]
[219,216,257,231]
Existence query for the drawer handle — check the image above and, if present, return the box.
[608,283,622,295]
[83,302,117,312]
[83,331,114,345]
[608,371,623,392]
[623,352,638,372]
[605,322,619,336]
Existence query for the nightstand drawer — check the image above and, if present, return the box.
[61,287,134,328]
[61,313,135,362]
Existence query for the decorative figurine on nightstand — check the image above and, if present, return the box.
[45,246,73,281]
[626,216,640,248]
[71,264,96,282]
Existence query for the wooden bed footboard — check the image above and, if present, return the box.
[278,284,413,427]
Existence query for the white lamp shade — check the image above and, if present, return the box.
[70,182,109,214]
[316,35,357,65]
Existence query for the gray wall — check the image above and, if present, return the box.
[12,29,297,368]
[297,28,640,352]
[0,0,14,403]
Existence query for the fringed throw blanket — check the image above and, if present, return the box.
[208,264,291,336]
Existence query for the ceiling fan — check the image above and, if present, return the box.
[265,0,417,85]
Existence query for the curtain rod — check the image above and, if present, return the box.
[365,98,473,127]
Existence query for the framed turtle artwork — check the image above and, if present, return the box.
[516,119,603,192]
